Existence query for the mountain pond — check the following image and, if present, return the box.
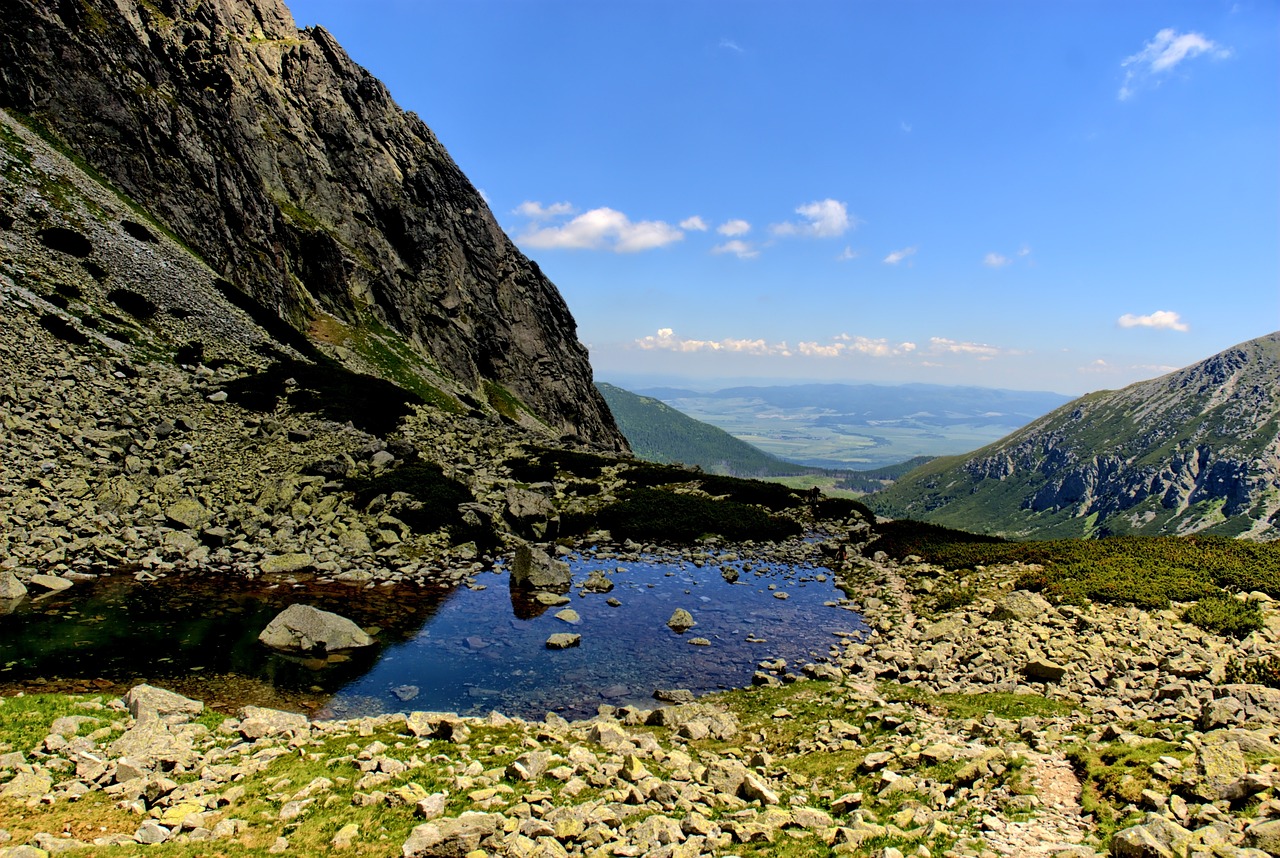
[0,551,866,720]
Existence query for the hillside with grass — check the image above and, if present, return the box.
[872,332,1280,540]
[596,382,808,476]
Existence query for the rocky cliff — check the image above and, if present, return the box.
[0,0,622,447]
[872,332,1280,539]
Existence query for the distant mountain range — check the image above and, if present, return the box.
[636,383,1071,469]
[596,383,807,476]
[872,332,1280,540]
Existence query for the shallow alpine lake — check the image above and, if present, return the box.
[0,550,866,720]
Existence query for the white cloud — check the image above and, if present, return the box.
[717,219,751,237]
[1018,244,1032,257]
[711,239,759,259]
[1119,29,1231,100]
[900,121,913,133]
[680,216,708,231]
[831,333,917,357]
[1117,310,1189,332]
[983,252,1012,268]
[519,207,684,253]
[797,341,846,358]
[719,38,744,53]
[929,337,1013,359]
[836,246,859,262]
[1079,359,1111,374]
[771,199,853,238]
[636,329,916,359]
[883,245,918,265]
[635,328,788,356]
[515,200,575,219]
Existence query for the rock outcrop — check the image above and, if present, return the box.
[874,332,1280,539]
[0,0,624,447]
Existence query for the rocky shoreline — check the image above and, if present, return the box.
[2,547,1279,857]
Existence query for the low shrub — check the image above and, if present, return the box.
[1181,593,1263,639]
[566,487,802,544]
[1225,655,1280,688]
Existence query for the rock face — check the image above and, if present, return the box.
[874,332,1280,539]
[0,0,624,448]
[258,604,375,652]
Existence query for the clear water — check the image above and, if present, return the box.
[0,553,864,720]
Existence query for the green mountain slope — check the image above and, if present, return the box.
[597,383,807,476]
[872,332,1280,540]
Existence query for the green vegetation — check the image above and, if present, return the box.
[1068,737,1189,838]
[868,520,1280,613]
[835,456,936,493]
[597,382,806,476]
[1225,655,1280,689]
[1181,594,1264,639]
[562,486,802,544]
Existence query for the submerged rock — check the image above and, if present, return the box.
[258,604,374,653]
[546,633,581,650]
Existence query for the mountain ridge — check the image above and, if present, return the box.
[0,0,623,447]
[872,331,1280,540]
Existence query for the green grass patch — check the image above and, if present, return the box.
[878,683,1076,721]
[1067,738,1187,839]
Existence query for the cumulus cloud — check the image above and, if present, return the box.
[983,252,1012,268]
[519,207,684,253]
[836,246,859,262]
[679,216,708,231]
[515,200,575,219]
[883,245,918,265]
[711,240,759,259]
[1119,29,1231,100]
[1117,310,1189,332]
[831,333,917,357]
[635,328,788,356]
[717,219,751,237]
[771,199,853,238]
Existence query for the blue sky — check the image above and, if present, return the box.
[285,0,1278,394]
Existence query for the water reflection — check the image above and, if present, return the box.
[0,554,864,720]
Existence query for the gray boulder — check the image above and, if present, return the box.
[258,604,374,653]
[402,812,502,858]
[125,685,202,723]
[28,573,72,592]
[990,590,1052,621]
[509,544,571,592]
[0,570,27,600]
